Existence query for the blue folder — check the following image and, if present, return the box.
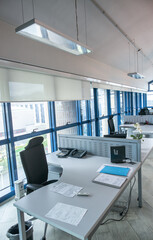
[100,165,130,177]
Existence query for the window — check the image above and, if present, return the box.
[99,119,108,136]
[80,100,87,121]
[82,124,88,136]
[55,101,77,127]
[0,145,10,190]
[110,90,117,115]
[147,92,153,107]
[0,104,5,140]
[11,102,49,136]
[98,89,107,116]
[90,89,95,120]
[133,93,136,115]
[120,92,125,124]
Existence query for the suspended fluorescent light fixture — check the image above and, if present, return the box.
[15,18,91,55]
[127,45,145,79]
[127,72,145,79]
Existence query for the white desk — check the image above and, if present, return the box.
[14,152,144,240]
[120,124,153,138]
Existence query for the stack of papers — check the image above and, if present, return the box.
[93,173,127,188]
[50,182,83,197]
[46,202,87,226]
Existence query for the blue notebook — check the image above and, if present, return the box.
[100,165,130,177]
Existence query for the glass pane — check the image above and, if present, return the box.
[147,92,153,107]
[133,93,136,115]
[110,90,117,114]
[91,121,96,136]
[99,119,108,136]
[141,94,144,108]
[90,89,95,119]
[57,127,78,147]
[55,101,77,127]
[15,134,51,180]
[11,102,49,136]
[0,145,10,190]
[82,124,88,136]
[80,100,87,121]
[0,104,5,140]
[98,89,107,116]
[113,115,118,131]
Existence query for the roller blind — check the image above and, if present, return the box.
[0,67,91,102]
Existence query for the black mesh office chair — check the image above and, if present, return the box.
[20,136,59,240]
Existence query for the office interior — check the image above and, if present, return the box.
[1,0,153,239]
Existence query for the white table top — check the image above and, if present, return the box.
[14,153,142,240]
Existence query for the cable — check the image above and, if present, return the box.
[101,176,136,225]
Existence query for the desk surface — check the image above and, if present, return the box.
[120,124,153,138]
[14,154,142,240]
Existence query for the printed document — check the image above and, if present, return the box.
[46,202,87,226]
[50,182,83,197]
[93,173,127,188]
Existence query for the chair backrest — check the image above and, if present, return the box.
[108,116,115,134]
[20,137,48,184]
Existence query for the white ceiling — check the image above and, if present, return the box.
[0,0,153,84]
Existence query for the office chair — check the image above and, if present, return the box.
[20,136,60,240]
[108,115,115,134]
[104,115,126,138]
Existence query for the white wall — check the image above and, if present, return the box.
[0,20,148,91]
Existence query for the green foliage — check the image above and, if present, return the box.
[131,134,144,140]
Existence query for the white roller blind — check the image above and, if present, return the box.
[0,67,91,102]
[55,77,91,100]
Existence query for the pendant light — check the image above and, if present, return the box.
[15,0,91,55]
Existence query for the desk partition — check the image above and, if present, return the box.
[124,115,153,124]
[58,135,141,162]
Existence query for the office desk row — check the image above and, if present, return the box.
[120,124,153,138]
[14,138,153,240]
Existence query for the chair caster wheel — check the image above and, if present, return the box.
[41,237,46,240]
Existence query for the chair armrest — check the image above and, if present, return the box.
[27,183,43,191]
[48,163,63,175]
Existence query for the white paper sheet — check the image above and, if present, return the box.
[45,202,87,226]
[50,182,83,197]
[93,173,126,188]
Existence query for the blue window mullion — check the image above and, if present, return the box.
[5,103,18,184]
[131,92,133,115]
[139,93,142,110]
[107,90,111,134]
[76,101,82,135]
[2,103,13,188]
[124,92,127,115]
[50,102,57,151]
[94,88,100,136]
[48,102,54,152]
[86,100,92,136]
[143,93,147,107]
[117,91,120,130]
[135,93,138,115]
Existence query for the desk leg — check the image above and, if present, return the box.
[17,209,26,240]
[138,168,142,208]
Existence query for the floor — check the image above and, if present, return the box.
[1,151,153,240]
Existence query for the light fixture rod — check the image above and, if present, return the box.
[91,0,153,67]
